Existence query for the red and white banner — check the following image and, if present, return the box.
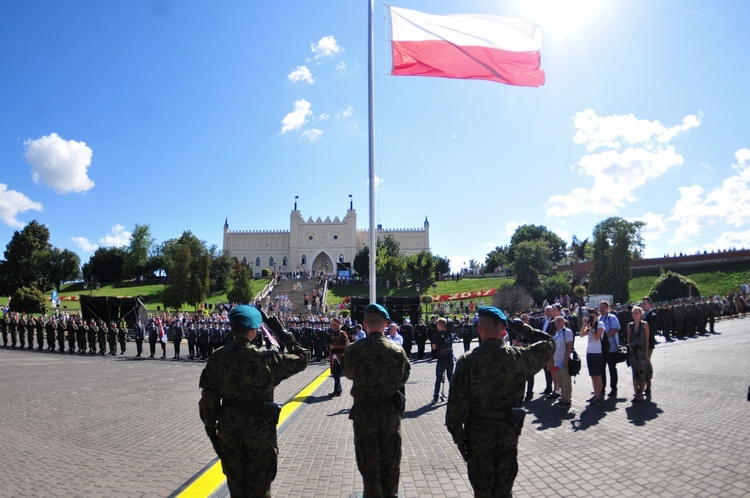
[429,289,497,302]
[155,316,167,343]
[389,6,545,87]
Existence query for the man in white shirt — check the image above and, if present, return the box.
[552,316,574,408]
[387,323,404,347]
[599,300,621,398]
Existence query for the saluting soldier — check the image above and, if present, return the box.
[46,316,57,351]
[199,305,310,497]
[18,313,28,349]
[108,320,118,356]
[57,317,67,353]
[89,319,99,354]
[35,316,46,351]
[67,317,77,353]
[97,320,108,355]
[446,307,555,497]
[77,318,89,353]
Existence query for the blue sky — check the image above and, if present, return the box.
[2,0,749,273]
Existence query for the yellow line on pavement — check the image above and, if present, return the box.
[175,367,331,498]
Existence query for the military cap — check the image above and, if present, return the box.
[228,305,262,330]
[364,303,389,321]
[477,306,508,326]
[331,317,342,325]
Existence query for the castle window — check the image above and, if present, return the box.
[339,254,345,263]
[269,257,275,266]
[283,257,288,266]
[255,257,261,267]
[242,257,248,265]
[302,255,307,265]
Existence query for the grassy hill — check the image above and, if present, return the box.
[629,259,750,300]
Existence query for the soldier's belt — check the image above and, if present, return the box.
[221,399,264,414]
[469,408,513,420]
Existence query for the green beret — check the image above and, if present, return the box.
[364,303,389,321]
[477,306,508,325]
[229,305,262,330]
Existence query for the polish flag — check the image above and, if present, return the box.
[389,6,545,87]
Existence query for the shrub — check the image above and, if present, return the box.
[10,286,48,314]
[650,269,701,302]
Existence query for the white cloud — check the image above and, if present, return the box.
[336,106,354,119]
[505,221,520,236]
[287,65,315,84]
[572,108,702,152]
[99,224,131,247]
[669,148,750,243]
[300,129,323,143]
[71,236,98,252]
[318,113,330,121]
[310,36,342,60]
[629,212,667,241]
[23,133,95,194]
[547,110,699,218]
[0,183,43,227]
[335,61,346,73]
[280,100,312,134]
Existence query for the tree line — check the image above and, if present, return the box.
[0,221,249,313]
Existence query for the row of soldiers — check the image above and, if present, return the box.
[1,312,127,355]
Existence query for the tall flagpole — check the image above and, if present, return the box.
[367,0,377,302]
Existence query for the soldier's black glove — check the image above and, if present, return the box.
[260,310,298,351]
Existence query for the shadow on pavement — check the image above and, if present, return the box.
[527,400,576,430]
[403,402,442,419]
[625,400,663,426]
[570,404,607,431]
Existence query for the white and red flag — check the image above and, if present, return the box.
[389,6,545,87]
[156,316,167,343]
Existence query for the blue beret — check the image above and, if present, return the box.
[363,303,389,321]
[477,306,508,325]
[229,305,262,330]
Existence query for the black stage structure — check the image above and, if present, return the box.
[349,296,421,324]
[79,296,149,327]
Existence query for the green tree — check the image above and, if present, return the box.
[375,235,405,287]
[124,223,154,281]
[41,248,81,292]
[209,246,235,293]
[353,246,369,280]
[433,255,451,280]
[588,217,645,303]
[226,262,253,304]
[485,245,509,273]
[0,220,51,294]
[82,246,126,284]
[543,273,574,303]
[568,235,589,262]
[512,239,552,294]
[405,250,435,288]
[162,231,210,310]
[509,224,567,264]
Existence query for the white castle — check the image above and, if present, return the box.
[223,201,430,276]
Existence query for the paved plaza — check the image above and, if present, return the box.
[1,318,748,497]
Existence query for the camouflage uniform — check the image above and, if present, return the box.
[342,327,411,497]
[446,318,554,498]
[199,311,310,498]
